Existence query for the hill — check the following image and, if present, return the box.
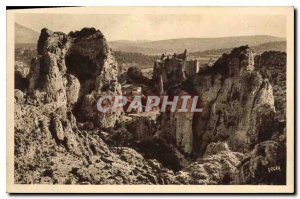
[15,41,286,72]
[15,23,39,44]
[190,41,286,57]
[112,51,159,70]
[109,35,285,55]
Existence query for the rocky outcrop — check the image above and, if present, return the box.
[14,27,183,185]
[188,46,276,155]
[65,74,80,107]
[254,51,286,125]
[14,85,175,185]
[14,99,243,185]
[235,140,286,184]
[152,51,200,155]
[14,103,176,184]
[157,90,195,155]
[14,27,286,185]
[27,28,122,128]
[126,114,158,142]
[126,66,152,86]
[153,46,276,159]
[180,142,243,185]
[148,46,283,186]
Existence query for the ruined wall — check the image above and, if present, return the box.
[152,50,187,95]
[152,50,199,94]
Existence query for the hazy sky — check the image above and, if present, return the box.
[15,13,286,41]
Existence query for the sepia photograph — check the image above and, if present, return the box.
[6,6,294,193]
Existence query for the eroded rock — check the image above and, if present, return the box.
[235,140,286,184]
[190,46,276,155]
[14,27,285,185]
[27,28,122,128]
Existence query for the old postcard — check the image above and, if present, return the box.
[7,7,294,193]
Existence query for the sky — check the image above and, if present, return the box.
[15,13,286,41]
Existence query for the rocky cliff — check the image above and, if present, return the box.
[27,28,122,128]
[189,46,276,154]
[254,51,286,124]
[152,46,286,184]
[14,28,286,185]
[153,46,276,154]
[15,28,158,184]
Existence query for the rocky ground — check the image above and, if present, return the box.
[14,27,286,185]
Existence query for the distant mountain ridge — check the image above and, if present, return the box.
[14,23,286,55]
[15,23,39,44]
[109,35,285,54]
[190,41,286,57]
[112,40,151,44]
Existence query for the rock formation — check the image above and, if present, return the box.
[254,51,286,128]
[157,90,195,155]
[152,51,200,156]
[14,27,286,185]
[151,46,285,184]
[14,27,178,185]
[187,46,276,154]
[153,46,276,155]
[28,27,122,128]
[235,140,286,184]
